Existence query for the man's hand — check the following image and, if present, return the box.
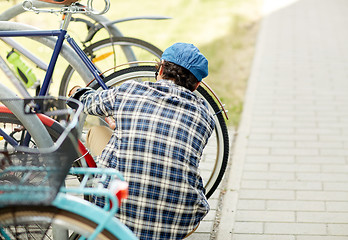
[105,117,116,130]
[68,85,82,97]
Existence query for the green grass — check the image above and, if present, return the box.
[2,0,262,127]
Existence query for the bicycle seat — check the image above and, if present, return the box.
[37,0,79,5]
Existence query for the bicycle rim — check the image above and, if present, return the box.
[0,206,118,240]
[96,65,230,198]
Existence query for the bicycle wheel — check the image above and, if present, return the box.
[0,108,87,185]
[0,110,65,150]
[91,65,229,199]
[0,206,118,240]
[58,36,163,98]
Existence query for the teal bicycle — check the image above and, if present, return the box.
[0,96,137,240]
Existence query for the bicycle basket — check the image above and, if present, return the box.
[0,97,83,206]
[37,0,79,5]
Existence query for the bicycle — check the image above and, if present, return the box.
[0,0,171,42]
[0,96,138,239]
[0,0,165,98]
[0,0,229,198]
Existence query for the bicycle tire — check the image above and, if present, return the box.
[58,36,163,98]
[91,65,229,199]
[0,109,88,185]
[0,206,118,240]
[0,111,66,148]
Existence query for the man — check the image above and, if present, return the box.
[70,43,215,239]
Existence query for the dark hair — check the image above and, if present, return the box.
[157,61,199,91]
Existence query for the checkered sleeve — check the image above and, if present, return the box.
[77,87,119,117]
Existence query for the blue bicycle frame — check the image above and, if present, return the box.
[0,13,108,96]
[0,12,109,146]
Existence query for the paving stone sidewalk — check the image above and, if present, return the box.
[186,128,235,240]
[214,0,348,239]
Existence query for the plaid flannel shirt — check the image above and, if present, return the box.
[75,79,215,239]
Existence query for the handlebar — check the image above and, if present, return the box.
[22,0,110,15]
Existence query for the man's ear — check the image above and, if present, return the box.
[159,64,164,76]
[155,65,164,80]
